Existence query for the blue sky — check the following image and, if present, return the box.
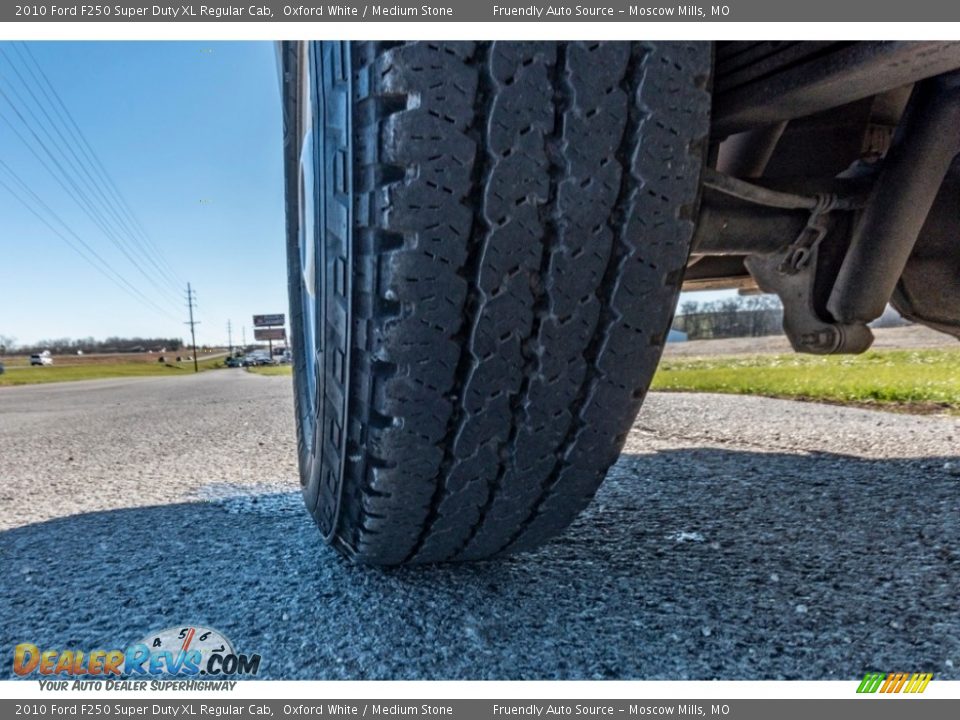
[0,41,732,349]
[0,41,285,347]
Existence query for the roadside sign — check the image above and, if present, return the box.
[254,328,285,341]
[253,314,285,327]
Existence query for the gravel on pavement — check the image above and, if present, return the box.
[1,370,958,680]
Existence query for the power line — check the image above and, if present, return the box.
[0,160,181,322]
[0,92,183,316]
[0,160,180,321]
[3,43,183,295]
[0,44,197,339]
[15,42,186,291]
[0,48,183,301]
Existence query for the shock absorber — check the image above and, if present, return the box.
[827,69,960,327]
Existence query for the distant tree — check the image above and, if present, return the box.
[17,336,184,355]
[672,294,783,339]
[679,300,700,316]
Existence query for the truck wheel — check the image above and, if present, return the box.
[283,41,711,564]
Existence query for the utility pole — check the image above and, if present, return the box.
[242,326,246,349]
[185,282,200,373]
[227,319,233,357]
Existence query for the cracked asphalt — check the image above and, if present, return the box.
[1,370,958,679]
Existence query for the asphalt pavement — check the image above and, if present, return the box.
[1,370,958,680]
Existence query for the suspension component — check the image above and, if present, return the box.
[827,69,960,326]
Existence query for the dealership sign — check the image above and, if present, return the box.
[253,314,285,327]
[254,328,285,341]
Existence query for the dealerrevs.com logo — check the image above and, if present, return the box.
[13,626,261,682]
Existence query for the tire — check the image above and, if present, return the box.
[283,41,711,565]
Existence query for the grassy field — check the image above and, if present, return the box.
[0,350,229,368]
[246,365,292,377]
[0,356,226,387]
[652,348,960,413]
[10,344,954,414]
[250,348,960,412]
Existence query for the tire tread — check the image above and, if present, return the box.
[320,41,710,564]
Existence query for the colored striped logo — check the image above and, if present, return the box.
[857,672,933,694]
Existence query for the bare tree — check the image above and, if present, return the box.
[672,294,783,339]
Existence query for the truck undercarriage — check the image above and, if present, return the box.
[694,41,960,353]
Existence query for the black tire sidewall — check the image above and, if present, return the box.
[285,41,354,541]
[283,42,323,514]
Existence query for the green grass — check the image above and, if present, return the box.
[651,348,960,412]
[246,365,292,377]
[12,345,950,413]
[0,357,226,387]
